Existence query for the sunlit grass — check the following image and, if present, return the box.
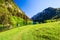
[0,21,60,40]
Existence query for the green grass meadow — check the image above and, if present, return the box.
[0,21,59,40]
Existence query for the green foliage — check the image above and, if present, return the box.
[44,18,60,23]
[27,20,33,25]
[9,16,25,27]
[45,19,56,23]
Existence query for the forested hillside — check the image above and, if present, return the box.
[0,0,31,31]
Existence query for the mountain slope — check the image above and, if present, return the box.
[0,21,60,40]
[32,7,60,23]
[0,0,30,29]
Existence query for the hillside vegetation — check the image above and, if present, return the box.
[0,0,32,31]
[0,21,59,40]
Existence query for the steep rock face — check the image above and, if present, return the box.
[32,7,60,23]
[0,0,30,27]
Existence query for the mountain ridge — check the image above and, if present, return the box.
[32,7,60,23]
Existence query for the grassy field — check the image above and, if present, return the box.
[0,21,60,40]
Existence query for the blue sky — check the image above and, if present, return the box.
[14,0,60,18]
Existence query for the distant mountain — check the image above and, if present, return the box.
[32,7,60,23]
